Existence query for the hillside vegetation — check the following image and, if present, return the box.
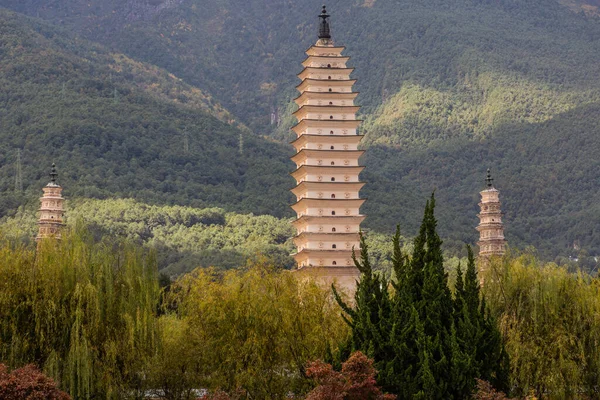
[0,198,421,276]
[0,1,599,258]
[0,9,295,219]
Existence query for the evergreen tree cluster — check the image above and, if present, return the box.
[335,195,508,399]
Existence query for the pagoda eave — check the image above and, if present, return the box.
[293,91,359,105]
[294,231,360,242]
[290,181,366,197]
[297,67,355,80]
[290,165,365,180]
[292,105,361,117]
[38,220,65,225]
[296,78,357,92]
[301,56,351,68]
[291,215,366,227]
[305,45,346,55]
[293,249,357,259]
[291,119,362,135]
[291,149,365,164]
[290,198,367,213]
[290,134,364,147]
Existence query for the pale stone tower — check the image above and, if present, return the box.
[36,163,65,241]
[291,6,365,291]
[476,169,506,257]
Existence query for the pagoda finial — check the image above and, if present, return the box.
[50,163,58,184]
[318,5,331,39]
[486,168,494,188]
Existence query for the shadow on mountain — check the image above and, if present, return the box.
[362,102,600,259]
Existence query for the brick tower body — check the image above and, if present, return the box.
[291,6,365,292]
[36,164,65,241]
[476,169,506,257]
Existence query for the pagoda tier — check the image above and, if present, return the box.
[291,165,364,183]
[294,91,358,107]
[291,134,364,151]
[292,214,366,231]
[302,55,350,68]
[296,78,356,93]
[297,67,355,81]
[476,170,507,257]
[291,149,364,167]
[292,105,361,120]
[305,46,346,56]
[290,7,367,284]
[291,120,362,137]
[290,198,366,216]
[290,181,366,200]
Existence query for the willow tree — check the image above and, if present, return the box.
[166,260,350,399]
[483,253,600,398]
[0,225,160,399]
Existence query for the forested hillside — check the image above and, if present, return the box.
[0,9,295,219]
[1,0,599,259]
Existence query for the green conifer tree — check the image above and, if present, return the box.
[378,225,419,396]
[336,195,508,399]
[334,232,392,370]
[453,245,509,396]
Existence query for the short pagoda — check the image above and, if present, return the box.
[476,169,506,257]
[36,163,65,241]
[291,6,365,291]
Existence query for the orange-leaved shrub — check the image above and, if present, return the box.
[305,351,396,400]
[0,364,71,400]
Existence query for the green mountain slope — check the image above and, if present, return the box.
[363,102,600,258]
[5,0,600,137]
[0,9,295,218]
[1,1,599,259]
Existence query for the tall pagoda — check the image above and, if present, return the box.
[291,6,365,291]
[36,163,65,241]
[476,169,507,257]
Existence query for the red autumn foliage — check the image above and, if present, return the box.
[305,351,396,400]
[0,364,71,400]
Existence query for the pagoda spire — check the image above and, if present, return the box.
[36,163,65,241]
[50,163,58,184]
[486,168,494,188]
[318,5,331,40]
[476,168,507,258]
[291,6,365,293]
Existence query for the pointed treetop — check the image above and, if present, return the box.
[318,5,331,39]
[486,168,494,188]
[50,163,58,184]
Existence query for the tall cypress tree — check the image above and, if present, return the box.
[386,195,457,398]
[334,232,392,371]
[453,245,510,395]
[336,195,508,399]
[418,194,455,398]
[381,226,420,397]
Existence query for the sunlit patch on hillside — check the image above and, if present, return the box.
[362,71,595,147]
[559,0,600,16]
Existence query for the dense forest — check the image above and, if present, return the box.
[0,0,599,260]
[0,9,295,220]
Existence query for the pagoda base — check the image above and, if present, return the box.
[294,265,360,295]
